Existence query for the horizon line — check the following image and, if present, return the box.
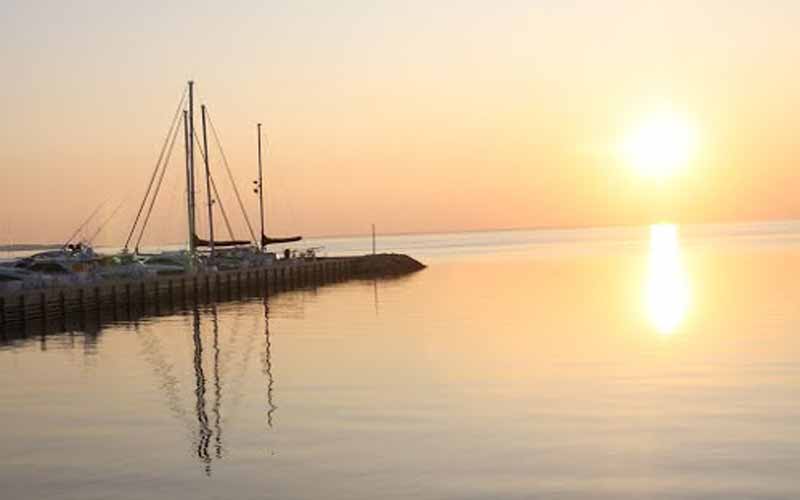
[5,216,800,250]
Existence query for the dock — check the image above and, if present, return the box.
[0,253,425,334]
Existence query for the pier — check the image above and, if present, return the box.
[0,253,425,333]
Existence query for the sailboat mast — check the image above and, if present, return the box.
[202,105,215,257]
[183,109,194,253]
[257,123,265,249]
[187,80,197,254]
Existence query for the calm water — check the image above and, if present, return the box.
[2,224,800,499]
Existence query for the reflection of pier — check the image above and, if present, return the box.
[0,258,421,475]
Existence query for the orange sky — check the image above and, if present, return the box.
[2,1,799,245]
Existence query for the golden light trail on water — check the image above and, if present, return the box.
[645,224,691,334]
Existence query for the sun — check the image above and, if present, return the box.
[621,110,697,178]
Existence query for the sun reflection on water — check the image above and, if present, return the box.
[646,224,690,334]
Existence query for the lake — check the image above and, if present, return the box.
[2,223,799,499]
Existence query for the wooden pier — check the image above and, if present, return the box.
[0,257,357,333]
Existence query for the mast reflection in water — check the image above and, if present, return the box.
[191,308,213,474]
[186,301,276,475]
[645,224,691,334]
[261,298,276,429]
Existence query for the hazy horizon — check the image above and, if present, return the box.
[8,216,800,252]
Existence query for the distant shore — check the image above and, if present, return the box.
[0,244,61,252]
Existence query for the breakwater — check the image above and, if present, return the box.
[0,253,425,334]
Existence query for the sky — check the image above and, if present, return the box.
[1,1,800,245]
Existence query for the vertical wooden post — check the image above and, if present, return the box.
[59,291,67,331]
[39,292,47,323]
[111,285,118,320]
[19,294,27,325]
[154,280,161,315]
[95,287,101,322]
[77,288,86,329]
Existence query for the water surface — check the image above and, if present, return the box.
[2,224,800,499]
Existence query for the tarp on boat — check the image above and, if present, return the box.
[192,234,252,248]
[261,234,302,247]
[191,233,302,248]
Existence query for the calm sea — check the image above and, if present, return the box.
[2,223,800,499]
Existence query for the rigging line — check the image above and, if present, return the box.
[161,167,182,249]
[63,201,107,248]
[124,87,188,251]
[210,173,236,241]
[195,136,207,244]
[192,129,236,240]
[192,127,209,239]
[134,112,183,252]
[87,200,126,244]
[134,322,195,434]
[205,110,257,243]
[216,314,258,424]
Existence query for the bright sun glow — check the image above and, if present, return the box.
[645,224,691,334]
[622,110,697,178]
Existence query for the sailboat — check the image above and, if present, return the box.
[253,122,302,250]
[10,206,106,283]
[195,120,302,270]
[129,81,301,274]
[2,81,305,288]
